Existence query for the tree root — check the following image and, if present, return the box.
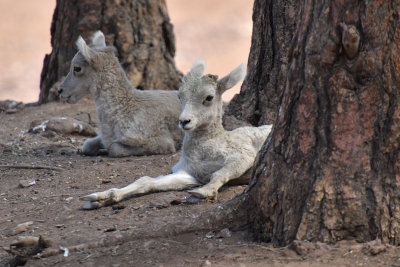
[30,194,250,260]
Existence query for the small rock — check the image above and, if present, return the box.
[184,194,204,204]
[205,232,215,239]
[112,205,126,210]
[148,193,180,209]
[363,240,388,256]
[289,240,315,256]
[19,180,36,188]
[216,228,232,238]
[369,245,387,255]
[8,221,34,236]
[202,260,212,267]
[29,117,97,136]
[315,241,330,250]
[0,100,24,114]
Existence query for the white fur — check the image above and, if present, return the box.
[190,59,206,77]
[76,36,95,62]
[81,60,272,209]
[219,64,246,90]
[91,31,106,48]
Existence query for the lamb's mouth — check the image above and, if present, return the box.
[182,126,193,131]
[179,124,193,131]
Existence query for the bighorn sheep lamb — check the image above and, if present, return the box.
[81,59,272,209]
[58,31,183,157]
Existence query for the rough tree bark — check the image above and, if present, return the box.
[39,0,181,103]
[244,0,400,246]
[226,0,299,125]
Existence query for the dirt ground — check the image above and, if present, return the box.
[1,99,400,266]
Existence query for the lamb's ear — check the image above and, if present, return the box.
[190,59,206,77]
[92,31,106,48]
[217,64,246,94]
[76,36,96,63]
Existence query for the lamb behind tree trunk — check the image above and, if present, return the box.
[58,31,183,157]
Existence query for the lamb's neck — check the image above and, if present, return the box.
[94,66,138,109]
[182,118,225,151]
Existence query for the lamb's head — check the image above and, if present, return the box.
[58,31,115,103]
[178,59,246,132]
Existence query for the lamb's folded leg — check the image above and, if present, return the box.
[188,159,253,199]
[82,135,104,156]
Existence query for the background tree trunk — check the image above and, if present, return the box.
[225,0,299,125]
[243,0,400,246]
[39,0,181,103]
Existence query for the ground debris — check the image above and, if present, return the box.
[202,259,212,267]
[0,100,24,114]
[363,240,388,256]
[289,240,315,256]
[7,221,34,236]
[148,193,184,209]
[5,235,55,266]
[29,117,97,136]
[10,236,39,248]
[18,179,36,188]
[216,228,232,238]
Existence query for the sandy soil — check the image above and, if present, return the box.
[1,100,400,266]
[0,0,252,103]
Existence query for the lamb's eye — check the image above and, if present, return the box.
[205,95,214,102]
[73,66,82,73]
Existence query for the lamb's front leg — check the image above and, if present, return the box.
[81,171,199,209]
[82,135,105,156]
[188,160,253,200]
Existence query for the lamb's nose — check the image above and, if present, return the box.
[179,119,191,127]
[57,87,63,94]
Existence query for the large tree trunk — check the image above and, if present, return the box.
[39,0,181,103]
[226,0,299,125]
[244,0,400,246]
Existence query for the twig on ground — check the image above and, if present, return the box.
[0,165,63,171]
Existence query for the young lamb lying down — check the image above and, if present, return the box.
[81,59,273,209]
[58,31,183,157]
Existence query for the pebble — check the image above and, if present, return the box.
[202,260,212,267]
[8,221,34,236]
[19,179,36,188]
[216,228,232,238]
